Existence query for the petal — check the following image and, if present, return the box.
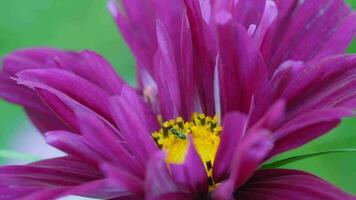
[79,50,124,95]
[216,13,267,114]
[213,129,273,198]
[184,0,217,115]
[75,111,144,177]
[45,131,106,166]
[154,20,182,119]
[270,108,351,157]
[16,68,113,123]
[20,179,128,200]
[0,48,124,133]
[78,113,144,177]
[110,90,158,166]
[265,55,356,155]
[236,169,356,200]
[101,164,144,196]
[24,107,71,133]
[283,55,356,113]
[213,112,247,182]
[108,0,158,74]
[145,152,183,200]
[0,156,106,200]
[249,99,286,131]
[170,137,208,193]
[263,0,356,71]
[230,129,273,188]
[153,193,192,200]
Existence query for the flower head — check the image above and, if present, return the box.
[0,0,356,199]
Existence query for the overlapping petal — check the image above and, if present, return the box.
[0,48,124,133]
[236,169,356,200]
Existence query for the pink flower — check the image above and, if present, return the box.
[0,0,355,199]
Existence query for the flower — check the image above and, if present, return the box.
[0,0,356,199]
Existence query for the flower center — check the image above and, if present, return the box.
[152,113,222,173]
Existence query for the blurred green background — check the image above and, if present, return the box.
[0,0,355,195]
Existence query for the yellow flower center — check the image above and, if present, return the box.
[152,113,222,174]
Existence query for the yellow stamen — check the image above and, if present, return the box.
[152,113,222,176]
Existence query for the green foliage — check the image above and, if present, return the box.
[262,149,356,169]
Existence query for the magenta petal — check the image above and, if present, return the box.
[282,56,356,116]
[264,0,356,70]
[213,129,273,198]
[101,164,144,196]
[153,193,192,200]
[184,0,216,115]
[0,156,103,200]
[170,137,208,193]
[16,68,113,122]
[236,169,356,200]
[20,179,127,200]
[145,152,183,200]
[249,99,286,131]
[25,107,71,133]
[154,20,182,120]
[111,92,158,166]
[229,129,273,188]
[213,112,247,182]
[0,48,124,133]
[45,131,105,166]
[270,108,351,157]
[216,13,267,114]
[108,0,158,74]
[79,50,124,95]
[76,112,144,177]
[211,179,235,200]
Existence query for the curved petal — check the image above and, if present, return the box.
[213,129,273,198]
[170,137,208,194]
[270,108,351,157]
[264,55,356,156]
[213,112,247,182]
[236,169,356,200]
[230,129,273,188]
[216,13,267,114]
[110,90,158,166]
[184,0,217,115]
[145,152,184,200]
[0,48,124,133]
[0,156,108,200]
[263,0,356,71]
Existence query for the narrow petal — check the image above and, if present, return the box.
[145,152,183,200]
[229,129,273,188]
[263,0,356,71]
[45,131,105,166]
[111,92,158,166]
[236,169,356,200]
[76,112,144,177]
[153,193,192,200]
[184,0,217,115]
[170,137,208,194]
[213,112,247,182]
[216,13,267,114]
[0,156,105,200]
[270,108,351,157]
[101,164,144,196]
[80,50,124,95]
[154,20,182,119]
[213,129,273,198]
[16,68,113,123]
[0,48,124,133]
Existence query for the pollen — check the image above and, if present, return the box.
[152,113,222,174]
